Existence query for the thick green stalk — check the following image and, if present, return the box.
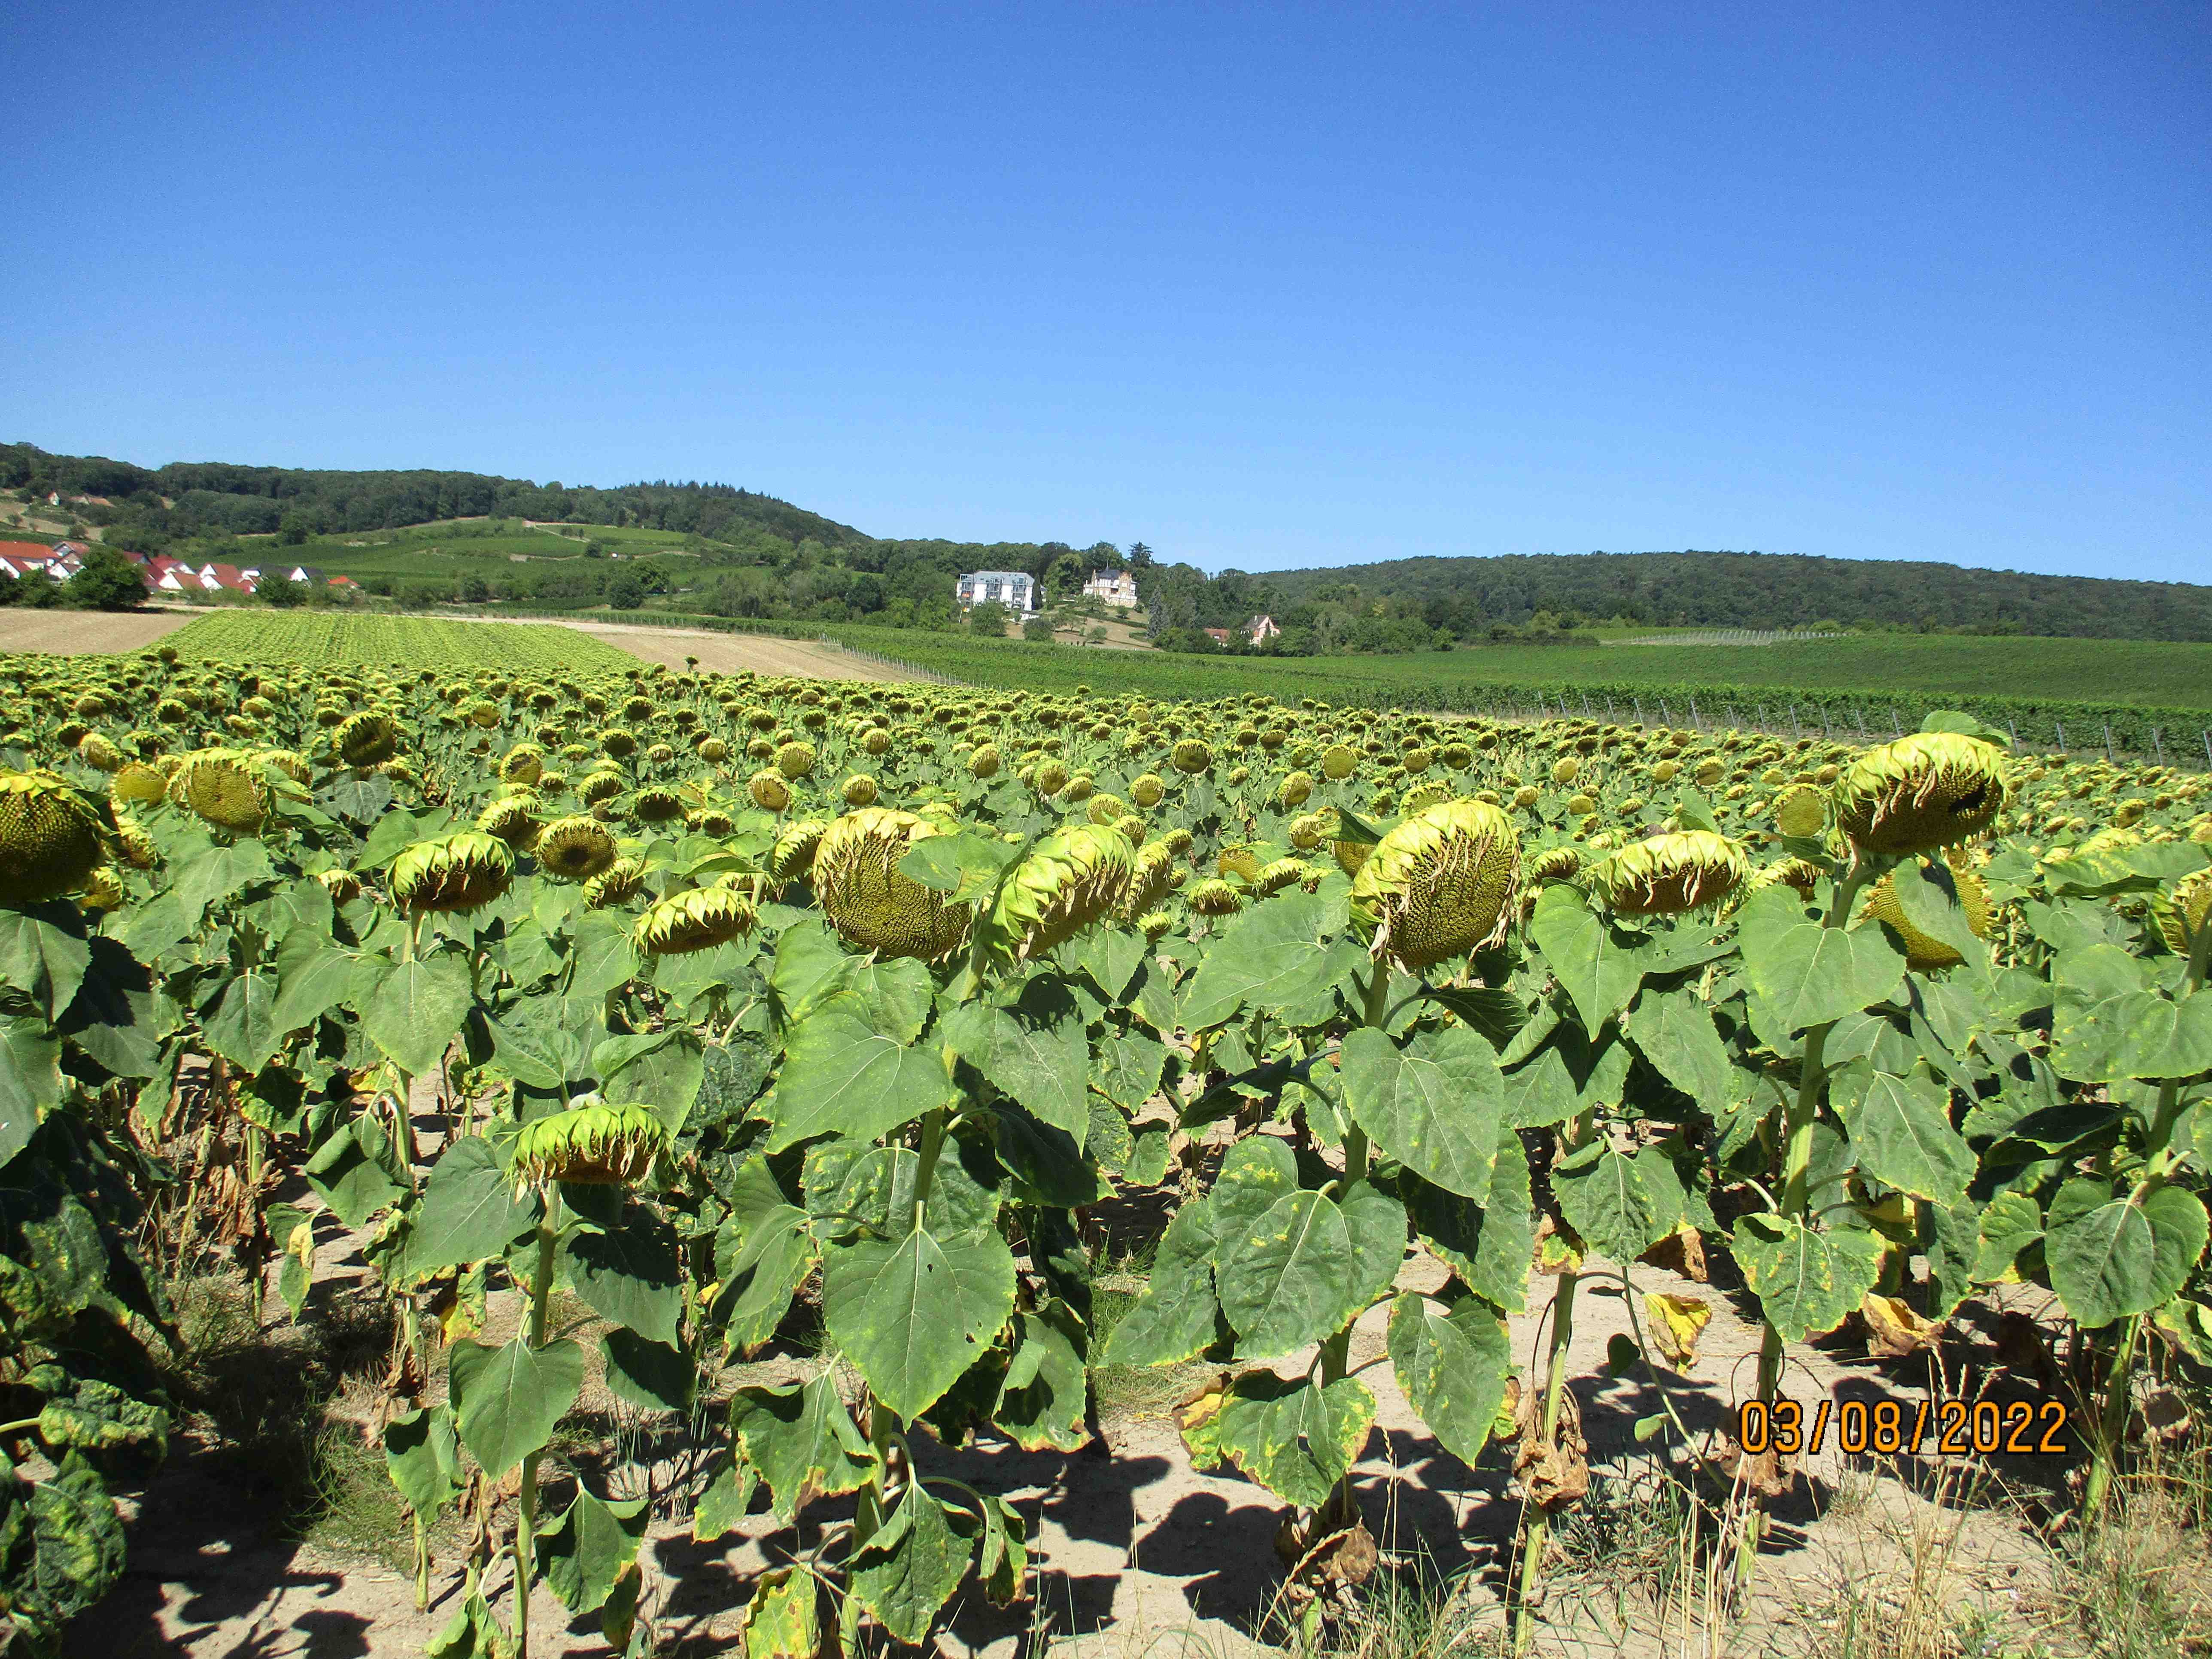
[1738,857,1873,1590]
[2082,917,2210,1516]
[514,1197,560,1658]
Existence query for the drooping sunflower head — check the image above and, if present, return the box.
[1121,839,1179,921]
[112,761,169,805]
[1592,830,1748,917]
[1130,772,1166,809]
[77,732,122,773]
[1279,771,1314,810]
[584,856,647,909]
[512,1102,668,1189]
[475,795,542,849]
[698,737,730,764]
[318,866,365,904]
[1171,739,1213,776]
[987,823,1137,963]
[1832,733,2005,857]
[337,711,400,768]
[500,744,544,786]
[969,744,1002,780]
[1527,845,1584,884]
[632,786,686,825]
[2152,866,2212,956]
[775,741,817,781]
[813,808,972,961]
[1751,857,1823,899]
[1321,743,1358,781]
[1348,799,1520,969]
[635,887,757,956]
[168,748,268,834]
[0,769,108,908]
[1187,878,1243,917]
[536,816,619,883]
[390,832,515,916]
[1860,850,1993,972]
[769,818,830,883]
[841,774,879,808]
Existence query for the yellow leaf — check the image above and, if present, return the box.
[1644,1292,1711,1369]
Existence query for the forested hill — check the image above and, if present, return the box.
[11,442,2207,642]
[1255,550,2212,642]
[0,444,868,550]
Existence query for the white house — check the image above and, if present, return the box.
[955,570,1037,616]
[1082,569,1139,609]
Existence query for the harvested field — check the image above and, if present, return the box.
[0,608,195,655]
[511,618,918,681]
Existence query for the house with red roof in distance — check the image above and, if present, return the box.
[1202,627,1234,646]
[0,540,84,581]
[327,574,361,591]
[193,562,258,595]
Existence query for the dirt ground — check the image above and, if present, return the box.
[67,1098,2088,1659]
[0,608,195,655]
[461,617,920,683]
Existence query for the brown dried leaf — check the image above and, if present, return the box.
[1640,1222,1709,1283]
[1860,1293,1941,1359]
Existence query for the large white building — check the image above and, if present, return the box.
[955,570,1037,616]
[1082,569,1139,609]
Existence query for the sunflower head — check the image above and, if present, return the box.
[842,775,879,808]
[986,823,1136,963]
[1860,850,1994,972]
[0,769,108,907]
[500,744,544,786]
[632,787,686,825]
[1527,845,1584,884]
[2152,866,2212,956]
[1321,744,1358,781]
[77,733,122,773]
[1592,830,1747,917]
[1773,785,1826,839]
[1349,799,1520,970]
[769,819,830,883]
[390,832,515,915]
[1279,771,1314,810]
[168,748,269,833]
[584,857,646,909]
[112,761,169,805]
[1832,733,2005,857]
[698,737,730,764]
[1187,878,1243,917]
[747,769,794,812]
[1171,740,1212,776]
[1130,773,1166,809]
[968,744,1001,780]
[532,816,618,884]
[512,1102,668,1188]
[338,711,400,768]
[635,887,757,956]
[1121,839,1179,921]
[813,808,972,960]
[475,796,542,849]
[775,741,817,781]
[318,866,365,904]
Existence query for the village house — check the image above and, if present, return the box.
[1246,614,1280,644]
[1081,568,1139,609]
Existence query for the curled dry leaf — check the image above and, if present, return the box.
[1860,1292,1942,1358]
[1644,1292,1712,1369]
[1508,1372,1589,1511]
[1639,1221,1709,1283]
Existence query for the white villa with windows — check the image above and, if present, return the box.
[954,570,1037,616]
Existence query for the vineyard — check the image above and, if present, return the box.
[0,639,2207,1657]
[819,625,2212,761]
[160,613,640,672]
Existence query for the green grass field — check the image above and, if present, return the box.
[156,612,639,671]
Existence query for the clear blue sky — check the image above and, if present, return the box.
[5,2,2206,582]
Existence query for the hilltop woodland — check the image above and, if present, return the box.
[8,443,2212,649]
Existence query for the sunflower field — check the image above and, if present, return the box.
[0,638,2208,1656]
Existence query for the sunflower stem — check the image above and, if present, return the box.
[1739,854,1875,1593]
[514,1191,562,1659]
[1515,1109,1587,1655]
